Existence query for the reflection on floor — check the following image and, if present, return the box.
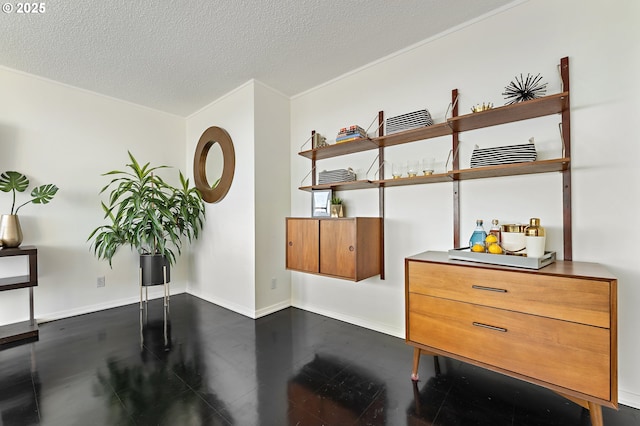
[0,294,638,425]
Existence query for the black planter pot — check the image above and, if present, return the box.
[140,254,171,286]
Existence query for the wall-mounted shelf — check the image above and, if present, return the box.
[299,158,570,192]
[294,56,572,278]
[298,91,568,162]
[448,91,569,132]
[299,138,378,160]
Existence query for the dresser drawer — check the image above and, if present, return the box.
[407,261,611,327]
[408,294,611,400]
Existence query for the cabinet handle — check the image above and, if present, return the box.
[472,322,507,333]
[349,246,355,252]
[288,241,293,246]
[472,285,507,293]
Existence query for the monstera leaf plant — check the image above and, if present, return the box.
[88,152,205,286]
[0,171,59,214]
[0,171,59,247]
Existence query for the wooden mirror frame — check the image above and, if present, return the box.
[193,126,235,203]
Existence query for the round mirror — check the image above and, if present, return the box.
[205,142,224,189]
[193,126,235,203]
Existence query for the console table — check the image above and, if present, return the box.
[405,251,617,426]
[0,246,38,345]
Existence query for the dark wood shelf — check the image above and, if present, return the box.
[0,320,38,345]
[450,158,570,180]
[373,122,452,147]
[299,138,378,160]
[0,245,38,347]
[299,179,378,192]
[300,158,570,191]
[0,246,37,257]
[448,92,569,133]
[378,172,452,187]
[0,275,35,291]
[297,93,567,161]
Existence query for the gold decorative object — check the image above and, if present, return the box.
[330,204,344,218]
[471,102,494,113]
[0,214,23,248]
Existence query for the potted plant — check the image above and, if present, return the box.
[0,171,59,248]
[330,197,344,218]
[88,152,206,287]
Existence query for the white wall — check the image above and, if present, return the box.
[253,82,291,316]
[1,0,638,408]
[185,82,257,317]
[289,0,640,406]
[0,67,187,323]
[185,80,292,319]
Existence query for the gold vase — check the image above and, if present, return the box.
[330,204,344,218]
[0,214,23,248]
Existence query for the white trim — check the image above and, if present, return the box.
[619,390,640,410]
[0,65,183,119]
[37,290,184,324]
[188,291,257,319]
[292,301,404,339]
[291,0,527,99]
[255,300,291,318]
[253,79,290,100]
[186,79,255,119]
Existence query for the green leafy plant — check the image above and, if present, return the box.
[88,152,206,267]
[0,171,59,214]
[331,197,342,205]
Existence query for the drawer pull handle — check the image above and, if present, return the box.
[472,322,507,333]
[349,246,355,252]
[472,285,507,293]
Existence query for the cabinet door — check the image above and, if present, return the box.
[286,218,319,273]
[320,219,356,279]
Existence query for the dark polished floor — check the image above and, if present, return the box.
[0,294,638,426]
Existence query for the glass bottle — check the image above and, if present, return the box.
[469,219,487,251]
[524,218,546,258]
[489,219,501,243]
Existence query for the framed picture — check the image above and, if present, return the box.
[311,189,332,217]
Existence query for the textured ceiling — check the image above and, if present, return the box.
[1,0,515,116]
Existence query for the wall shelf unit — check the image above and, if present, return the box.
[294,56,572,276]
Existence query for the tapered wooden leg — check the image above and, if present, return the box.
[588,402,603,426]
[411,347,421,381]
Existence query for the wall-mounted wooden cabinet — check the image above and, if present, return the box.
[286,217,381,281]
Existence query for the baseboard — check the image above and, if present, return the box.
[291,301,404,339]
[619,390,640,409]
[37,290,184,324]
[255,300,291,318]
[188,291,257,319]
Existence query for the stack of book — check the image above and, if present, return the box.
[386,109,434,134]
[336,125,367,144]
[318,168,357,184]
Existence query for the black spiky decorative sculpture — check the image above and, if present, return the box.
[502,73,548,105]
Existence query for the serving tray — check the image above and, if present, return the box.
[448,248,556,269]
